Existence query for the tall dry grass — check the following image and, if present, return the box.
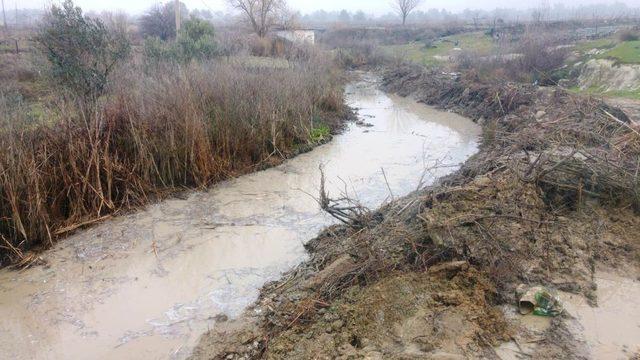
[0,54,345,265]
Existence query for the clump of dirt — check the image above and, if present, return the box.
[191,263,511,359]
[267,268,509,359]
[190,67,640,359]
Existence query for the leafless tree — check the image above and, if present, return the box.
[100,11,130,35]
[275,4,299,30]
[392,0,422,26]
[470,10,483,30]
[228,0,284,37]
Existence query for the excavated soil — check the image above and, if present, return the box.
[190,66,640,359]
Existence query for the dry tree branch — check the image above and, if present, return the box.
[318,165,370,228]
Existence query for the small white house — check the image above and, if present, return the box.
[274,30,315,45]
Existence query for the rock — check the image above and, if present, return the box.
[303,255,356,289]
[474,175,492,188]
[214,314,229,322]
[428,261,469,277]
[427,352,465,360]
[428,230,445,246]
[331,319,344,331]
[535,110,547,120]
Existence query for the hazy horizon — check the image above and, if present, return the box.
[13,0,640,16]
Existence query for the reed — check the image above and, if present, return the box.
[0,54,345,266]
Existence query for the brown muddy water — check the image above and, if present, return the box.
[496,272,640,359]
[0,74,481,359]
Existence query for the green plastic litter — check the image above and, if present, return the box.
[517,285,564,317]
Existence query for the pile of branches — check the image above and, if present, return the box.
[384,64,640,211]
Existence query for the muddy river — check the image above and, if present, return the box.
[0,74,481,359]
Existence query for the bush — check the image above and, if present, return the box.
[618,29,639,42]
[176,18,217,61]
[35,0,130,99]
[143,18,217,64]
[455,31,568,85]
[514,33,568,84]
[140,2,187,40]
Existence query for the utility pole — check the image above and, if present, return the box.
[175,0,181,34]
[1,0,7,36]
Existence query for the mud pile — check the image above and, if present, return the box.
[190,66,640,359]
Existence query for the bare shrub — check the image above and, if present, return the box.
[618,28,639,42]
[248,36,273,56]
[511,32,568,84]
[0,54,345,266]
[455,31,568,84]
[335,40,385,68]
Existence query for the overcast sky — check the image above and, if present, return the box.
[15,0,640,15]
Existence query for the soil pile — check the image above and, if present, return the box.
[190,66,640,359]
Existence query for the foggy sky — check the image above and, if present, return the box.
[14,0,640,15]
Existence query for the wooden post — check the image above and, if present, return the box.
[1,0,7,36]
[175,0,181,34]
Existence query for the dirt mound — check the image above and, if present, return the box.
[266,268,509,359]
[190,67,640,359]
[578,59,640,92]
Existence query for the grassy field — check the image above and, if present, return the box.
[598,40,640,64]
[380,32,494,66]
[569,86,640,100]
[572,36,640,65]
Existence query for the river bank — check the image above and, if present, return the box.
[0,73,481,359]
[190,66,640,359]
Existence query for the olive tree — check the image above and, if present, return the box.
[140,2,188,40]
[143,18,217,64]
[35,0,130,99]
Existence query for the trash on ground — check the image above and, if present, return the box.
[516,284,563,317]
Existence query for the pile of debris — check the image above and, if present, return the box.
[189,66,640,359]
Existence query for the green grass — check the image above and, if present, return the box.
[572,35,640,65]
[606,89,640,100]
[310,124,330,143]
[574,38,616,53]
[568,85,640,100]
[380,32,494,67]
[598,40,640,64]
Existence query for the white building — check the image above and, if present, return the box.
[274,30,315,45]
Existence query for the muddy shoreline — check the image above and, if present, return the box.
[0,74,482,359]
[190,67,640,359]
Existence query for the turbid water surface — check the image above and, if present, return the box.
[0,74,481,359]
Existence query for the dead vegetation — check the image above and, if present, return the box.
[190,64,640,359]
[0,53,346,267]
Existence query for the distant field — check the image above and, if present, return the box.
[573,36,640,65]
[380,32,494,66]
[569,86,640,101]
[565,33,640,101]
[598,40,640,64]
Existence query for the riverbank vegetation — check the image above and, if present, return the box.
[0,0,346,266]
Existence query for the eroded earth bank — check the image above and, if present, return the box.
[190,67,640,359]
